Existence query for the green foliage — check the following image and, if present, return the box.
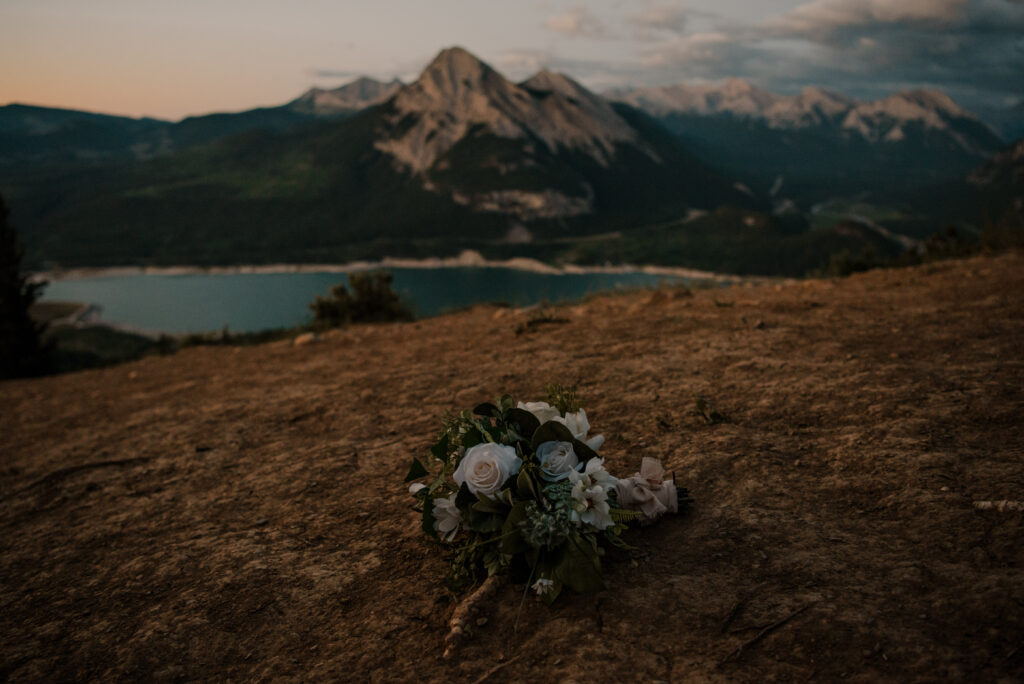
[544,383,581,414]
[820,245,885,278]
[309,270,413,330]
[0,193,50,378]
[43,325,155,373]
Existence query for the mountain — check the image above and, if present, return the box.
[11,47,782,271]
[0,78,402,169]
[368,47,747,223]
[288,77,403,116]
[608,81,1006,203]
[975,101,1024,142]
[968,139,1024,236]
[0,104,170,166]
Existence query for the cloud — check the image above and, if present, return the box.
[627,3,691,37]
[759,0,1024,104]
[493,49,637,90]
[495,0,1022,112]
[615,0,1024,111]
[769,0,968,39]
[544,6,610,39]
[309,69,362,80]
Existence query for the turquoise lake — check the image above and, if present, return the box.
[41,268,693,334]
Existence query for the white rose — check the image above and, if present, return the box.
[554,408,605,451]
[453,443,522,500]
[517,401,561,424]
[536,440,581,481]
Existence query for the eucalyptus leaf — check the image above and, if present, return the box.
[462,428,484,449]
[430,434,450,463]
[473,402,501,418]
[505,408,540,441]
[530,421,576,450]
[422,501,437,539]
[572,438,599,464]
[455,483,476,511]
[404,457,429,483]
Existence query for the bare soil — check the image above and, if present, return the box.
[2,252,1023,682]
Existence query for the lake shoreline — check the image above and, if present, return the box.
[33,249,747,283]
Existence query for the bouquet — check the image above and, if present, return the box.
[406,386,691,605]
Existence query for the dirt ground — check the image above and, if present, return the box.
[2,252,1023,682]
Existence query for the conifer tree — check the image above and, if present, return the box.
[0,193,49,378]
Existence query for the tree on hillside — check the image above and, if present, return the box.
[310,271,413,330]
[0,193,50,378]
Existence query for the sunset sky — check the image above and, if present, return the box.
[1,0,1022,120]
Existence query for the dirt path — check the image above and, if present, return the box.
[2,252,1023,682]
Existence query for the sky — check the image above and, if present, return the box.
[1,0,1022,120]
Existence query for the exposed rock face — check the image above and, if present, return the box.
[289,77,403,115]
[451,187,594,221]
[609,80,1002,153]
[968,139,1024,186]
[374,47,648,174]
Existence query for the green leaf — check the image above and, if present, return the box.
[455,483,477,513]
[404,457,429,483]
[499,394,515,412]
[462,428,484,449]
[501,502,531,556]
[422,500,437,539]
[555,533,606,593]
[472,494,510,515]
[571,438,599,465]
[505,408,540,441]
[467,508,504,533]
[430,434,450,462]
[531,421,576,450]
[516,468,539,500]
[473,402,501,418]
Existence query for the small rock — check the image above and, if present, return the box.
[293,332,318,346]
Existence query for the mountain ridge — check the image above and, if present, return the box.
[607,79,1000,148]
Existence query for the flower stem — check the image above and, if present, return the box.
[514,558,538,633]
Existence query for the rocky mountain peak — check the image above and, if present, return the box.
[289,77,402,115]
[375,47,645,174]
[895,89,966,118]
[417,46,502,98]
[521,69,580,96]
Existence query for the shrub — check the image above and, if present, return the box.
[310,270,413,329]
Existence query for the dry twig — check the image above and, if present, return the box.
[719,603,814,666]
[443,575,502,660]
[471,655,522,684]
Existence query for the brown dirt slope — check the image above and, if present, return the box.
[2,252,1023,682]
